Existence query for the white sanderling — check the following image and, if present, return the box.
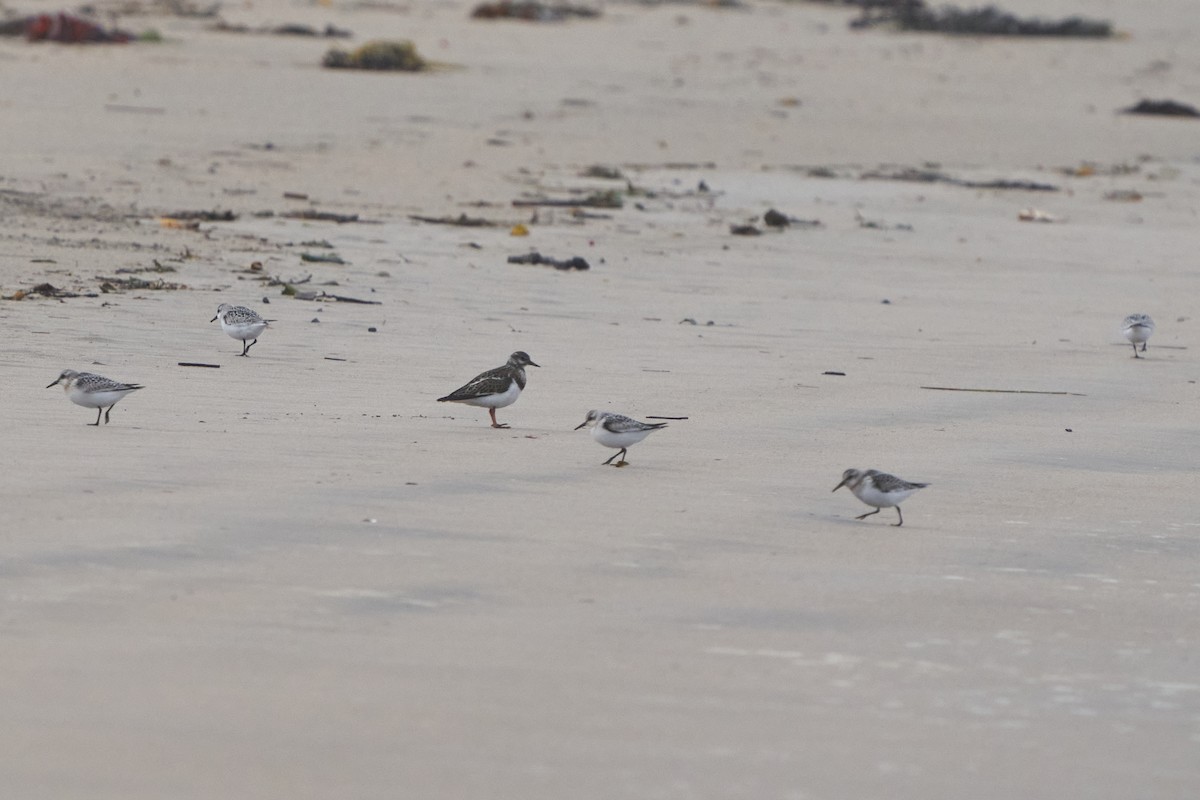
[437,351,539,428]
[46,369,144,426]
[574,410,667,467]
[833,468,928,527]
[211,303,269,356]
[1121,313,1155,358]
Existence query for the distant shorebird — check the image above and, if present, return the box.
[574,410,667,467]
[46,369,143,426]
[833,468,928,527]
[1121,313,1155,358]
[211,303,269,356]
[437,351,539,428]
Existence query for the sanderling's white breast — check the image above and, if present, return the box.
[574,410,667,467]
[1121,313,1155,358]
[437,351,539,429]
[833,468,928,527]
[47,369,144,426]
[211,303,269,356]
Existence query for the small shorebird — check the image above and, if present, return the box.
[833,468,928,527]
[574,410,667,467]
[47,369,144,426]
[211,303,269,356]
[1121,313,1155,358]
[437,351,539,428]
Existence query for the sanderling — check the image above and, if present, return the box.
[437,351,539,428]
[833,468,928,527]
[47,369,144,426]
[574,410,667,467]
[211,303,269,356]
[1121,314,1155,358]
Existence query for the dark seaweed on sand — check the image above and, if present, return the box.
[323,40,427,71]
[844,1,1112,37]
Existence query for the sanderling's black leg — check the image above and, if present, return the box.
[90,408,102,426]
[893,508,904,527]
[855,508,881,521]
[1141,342,1147,352]
[603,448,626,466]
[104,405,115,424]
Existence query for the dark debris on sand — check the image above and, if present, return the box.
[1122,99,1200,118]
[471,1,600,21]
[841,1,1112,37]
[508,251,590,270]
[323,40,427,71]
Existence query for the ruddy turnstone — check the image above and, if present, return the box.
[211,303,269,356]
[1121,313,1155,358]
[574,410,667,467]
[833,468,928,527]
[47,369,144,426]
[437,351,539,428]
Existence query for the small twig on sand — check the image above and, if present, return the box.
[921,386,1085,396]
[178,362,221,368]
[409,214,499,227]
[646,415,688,420]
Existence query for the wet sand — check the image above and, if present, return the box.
[1,0,1199,797]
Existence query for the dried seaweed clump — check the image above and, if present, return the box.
[471,2,600,21]
[323,40,427,71]
[852,2,1112,37]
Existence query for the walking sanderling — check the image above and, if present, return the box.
[46,369,144,426]
[211,303,269,356]
[437,351,539,428]
[833,468,928,527]
[1121,314,1155,358]
[574,410,667,467]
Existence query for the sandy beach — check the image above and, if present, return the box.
[2,0,1199,797]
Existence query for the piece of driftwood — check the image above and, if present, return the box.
[512,190,622,209]
[178,362,220,368]
[921,385,1085,396]
[857,166,1059,192]
[290,290,381,304]
[409,214,499,227]
[507,251,589,270]
[282,210,362,223]
[300,252,346,264]
[645,416,688,420]
[1122,99,1200,118]
[162,209,237,221]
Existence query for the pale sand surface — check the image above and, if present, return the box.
[2,0,1199,797]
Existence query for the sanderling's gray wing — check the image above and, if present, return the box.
[1122,313,1154,330]
[602,414,668,434]
[438,365,515,401]
[225,306,265,324]
[76,373,143,393]
[868,470,927,492]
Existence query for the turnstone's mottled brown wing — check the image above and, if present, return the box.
[438,365,516,402]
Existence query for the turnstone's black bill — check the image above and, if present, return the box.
[437,351,539,429]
